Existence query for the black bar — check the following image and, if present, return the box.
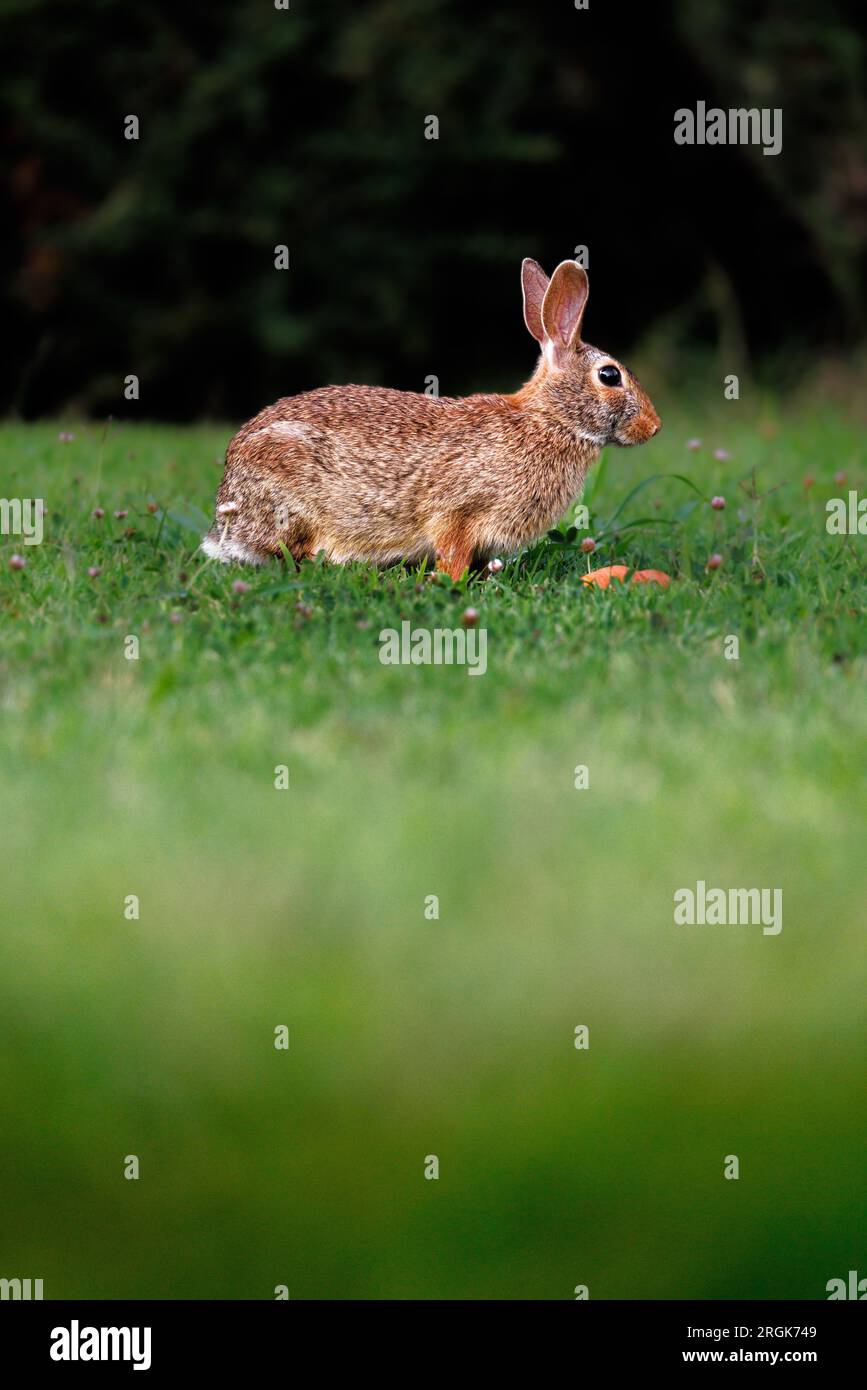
[2,1299,862,1374]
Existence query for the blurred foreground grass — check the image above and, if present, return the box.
[0,397,864,1298]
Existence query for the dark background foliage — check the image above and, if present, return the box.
[2,0,866,419]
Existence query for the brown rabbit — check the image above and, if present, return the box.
[201,259,661,580]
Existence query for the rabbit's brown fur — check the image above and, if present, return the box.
[202,259,660,580]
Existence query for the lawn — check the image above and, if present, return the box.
[0,394,864,1300]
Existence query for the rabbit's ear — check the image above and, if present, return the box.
[541,261,589,355]
[521,258,550,343]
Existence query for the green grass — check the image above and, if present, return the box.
[0,398,864,1300]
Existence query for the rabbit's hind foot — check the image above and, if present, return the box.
[434,519,475,583]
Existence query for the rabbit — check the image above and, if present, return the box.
[201,258,661,580]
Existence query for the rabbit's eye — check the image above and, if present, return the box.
[598,365,622,387]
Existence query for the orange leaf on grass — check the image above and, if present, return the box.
[582,564,672,590]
